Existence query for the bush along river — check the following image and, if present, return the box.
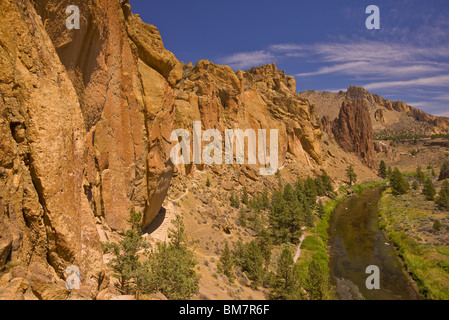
[327,187,422,300]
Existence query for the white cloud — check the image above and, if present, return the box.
[364,75,449,90]
[434,93,449,101]
[217,50,275,70]
[269,43,305,52]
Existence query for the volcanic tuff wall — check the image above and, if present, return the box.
[331,100,376,168]
[0,0,325,297]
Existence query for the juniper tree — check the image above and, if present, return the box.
[422,178,436,201]
[230,191,240,209]
[346,165,357,186]
[436,180,449,210]
[104,209,148,295]
[320,170,333,194]
[378,160,387,179]
[241,187,249,205]
[416,165,425,184]
[304,261,333,300]
[145,215,200,299]
[218,242,235,282]
[390,167,409,196]
[234,240,265,287]
[304,177,317,207]
[317,200,326,219]
[270,247,302,300]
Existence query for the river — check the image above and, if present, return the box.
[327,187,422,300]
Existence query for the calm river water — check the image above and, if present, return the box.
[327,187,422,300]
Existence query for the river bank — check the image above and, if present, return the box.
[378,188,449,299]
[295,180,386,299]
[328,186,421,299]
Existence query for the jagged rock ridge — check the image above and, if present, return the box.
[0,0,330,299]
[301,86,449,137]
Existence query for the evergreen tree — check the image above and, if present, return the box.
[346,165,357,186]
[230,191,240,209]
[422,178,436,201]
[241,187,249,205]
[256,229,273,269]
[283,184,303,242]
[206,177,211,187]
[378,160,387,179]
[261,188,270,210]
[416,165,425,183]
[387,166,392,178]
[145,215,200,299]
[269,247,302,300]
[295,179,305,204]
[238,207,247,227]
[235,240,265,287]
[436,180,449,210]
[320,170,334,194]
[304,261,333,300]
[269,189,289,243]
[412,180,419,190]
[390,167,409,196]
[314,177,325,196]
[317,200,326,219]
[304,177,317,207]
[104,210,148,295]
[439,161,449,181]
[218,242,235,282]
[433,219,442,232]
[127,208,143,231]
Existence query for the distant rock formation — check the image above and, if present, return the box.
[301,86,449,136]
[374,109,386,123]
[332,100,376,168]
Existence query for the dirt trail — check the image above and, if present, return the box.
[293,227,308,263]
[147,187,190,242]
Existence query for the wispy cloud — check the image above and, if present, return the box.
[434,93,449,101]
[284,41,449,80]
[364,75,449,90]
[219,40,449,81]
[217,50,275,70]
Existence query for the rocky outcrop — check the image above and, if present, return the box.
[347,86,449,132]
[0,0,327,299]
[374,109,386,123]
[332,100,376,167]
[301,86,449,136]
[33,0,177,231]
[0,0,104,296]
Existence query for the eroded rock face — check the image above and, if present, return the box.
[32,0,177,231]
[374,109,386,123]
[347,86,449,133]
[0,0,104,295]
[172,61,323,177]
[0,0,325,299]
[332,100,376,168]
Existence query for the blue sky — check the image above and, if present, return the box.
[130,0,449,116]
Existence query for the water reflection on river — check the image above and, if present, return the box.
[328,187,421,300]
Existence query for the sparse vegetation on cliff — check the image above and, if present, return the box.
[103,211,200,299]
